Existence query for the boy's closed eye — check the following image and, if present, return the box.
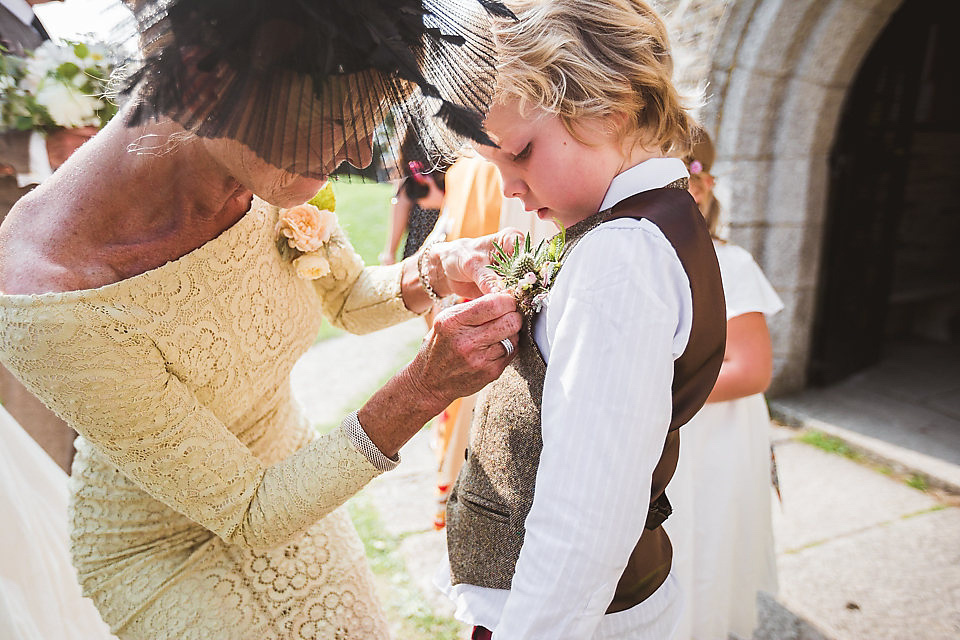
[512,142,532,162]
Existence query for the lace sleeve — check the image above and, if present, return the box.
[308,226,418,334]
[0,302,379,550]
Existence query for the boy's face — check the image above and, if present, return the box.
[477,99,625,229]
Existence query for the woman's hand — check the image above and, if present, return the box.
[410,292,522,405]
[358,292,522,457]
[427,228,524,298]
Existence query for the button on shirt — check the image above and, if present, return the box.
[437,158,693,639]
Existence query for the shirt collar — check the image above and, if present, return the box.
[1,0,35,26]
[599,157,689,212]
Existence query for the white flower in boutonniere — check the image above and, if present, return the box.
[488,226,566,316]
[275,182,340,279]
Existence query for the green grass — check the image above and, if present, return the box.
[347,494,462,640]
[314,180,394,343]
[797,430,939,494]
[798,430,861,461]
[906,473,929,491]
[331,179,395,264]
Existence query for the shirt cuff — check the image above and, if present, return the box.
[340,410,400,472]
[18,131,53,188]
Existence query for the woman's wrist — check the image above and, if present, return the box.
[341,410,401,471]
[358,362,449,458]
[400,242,449,314]
[417,241,443,303]
[400,253,434,315]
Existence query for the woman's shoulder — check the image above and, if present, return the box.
[714,241,767,283]
[714,240,755,264]
[713,241,784,317]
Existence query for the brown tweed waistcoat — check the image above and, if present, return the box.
[446,184,726,613]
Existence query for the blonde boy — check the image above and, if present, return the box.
[437,1,727,638]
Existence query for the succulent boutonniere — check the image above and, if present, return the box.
[275,182,339,279]
[488,226,566,315]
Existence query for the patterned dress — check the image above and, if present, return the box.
[401,204,441,259]
[0,197,416,639]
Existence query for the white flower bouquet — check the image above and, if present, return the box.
[0,39,117,132]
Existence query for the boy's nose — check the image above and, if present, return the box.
[502,176,526,200]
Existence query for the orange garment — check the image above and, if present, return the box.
[442,154,504,242]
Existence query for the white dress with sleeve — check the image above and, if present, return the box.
[664,241,784,640]
[0,197,415,639]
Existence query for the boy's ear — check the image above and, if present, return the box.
[606,110,631,136]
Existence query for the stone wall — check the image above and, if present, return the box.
[654,0,904,393]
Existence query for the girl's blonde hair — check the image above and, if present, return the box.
[492,0,695,155]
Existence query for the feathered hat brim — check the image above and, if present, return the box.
[120,0,515,180]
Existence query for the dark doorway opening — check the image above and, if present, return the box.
[809,0,960,387]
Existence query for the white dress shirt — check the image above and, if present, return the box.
[437,158,693,639]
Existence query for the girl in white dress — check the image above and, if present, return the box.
[665,132,783,640]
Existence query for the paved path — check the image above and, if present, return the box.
[292,323,960,639]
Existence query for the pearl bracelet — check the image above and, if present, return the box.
[417,241,442,304]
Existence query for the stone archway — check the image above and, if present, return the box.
[675,0,905,393]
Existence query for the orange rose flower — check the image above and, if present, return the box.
[276,203,337,253]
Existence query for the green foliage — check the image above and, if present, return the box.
[313,180,393,343]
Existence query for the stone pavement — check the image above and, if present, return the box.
[771,341,960,495]
[293,323,960,639]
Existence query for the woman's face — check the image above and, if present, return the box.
[195,66,378,206]
[202,125,374,208]
[202,136,326,208]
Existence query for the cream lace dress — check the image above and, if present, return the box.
[0,197,417,639]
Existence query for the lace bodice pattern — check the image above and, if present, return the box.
[0,197,416,638]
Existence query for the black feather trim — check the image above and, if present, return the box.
[120,0,512,180]
[479,0,518,20]
[436,101,497,148]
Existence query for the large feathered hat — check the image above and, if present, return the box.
[120,0,515,179]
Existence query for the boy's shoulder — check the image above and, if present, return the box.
[578,216,679,263]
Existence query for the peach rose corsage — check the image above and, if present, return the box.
[275,184,340,279]
[276,203,337,253]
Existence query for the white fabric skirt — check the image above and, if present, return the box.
[0,405,115,639]
[664,394,778,640]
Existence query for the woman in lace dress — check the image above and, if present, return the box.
[0,1,521,638]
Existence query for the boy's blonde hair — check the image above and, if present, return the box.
[492,0,694,156]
